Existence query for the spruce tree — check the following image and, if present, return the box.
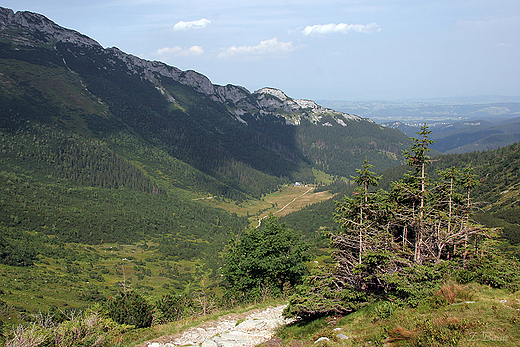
[401,124,436,263]
[286,125,500,320]
[334,158,382,265]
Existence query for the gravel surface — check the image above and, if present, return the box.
[142,305,292,347]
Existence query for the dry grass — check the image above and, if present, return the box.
[434,281,473,304]
[385,326,418,345]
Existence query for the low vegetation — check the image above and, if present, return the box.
[275,282,520,346]
[1,128,519,346]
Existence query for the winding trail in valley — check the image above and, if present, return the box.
[142,188,314,346]
[256,187,314,228]
[141,305,291,347]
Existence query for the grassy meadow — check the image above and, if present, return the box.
[198,184,334,227]
[274,283,520,346]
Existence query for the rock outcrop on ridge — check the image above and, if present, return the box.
[0,7,361,128]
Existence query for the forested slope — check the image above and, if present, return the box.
[283,141,520,260]
[0,6,422,327]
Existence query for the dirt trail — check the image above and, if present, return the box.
[257,187,314,228]
[141,305,291,347]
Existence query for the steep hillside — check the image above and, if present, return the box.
[0,6,412,320]
[432,143,520,258]
[0,6,410,190]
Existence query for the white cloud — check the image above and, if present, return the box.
[302,22,381,36]
[219,38,294,58]
[184,46,204,56]
[173,18,211,31]
[156,46,204,57]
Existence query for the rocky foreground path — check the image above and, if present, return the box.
[143,305,292,347]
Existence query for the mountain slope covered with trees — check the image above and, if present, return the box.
[0,6,410,326]
[0,7,410,193]
[1,6,519,346]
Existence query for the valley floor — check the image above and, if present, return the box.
[201,185,334,226]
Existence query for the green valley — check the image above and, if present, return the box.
[0,6,519,347]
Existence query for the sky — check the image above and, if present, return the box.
[3,0,520,101]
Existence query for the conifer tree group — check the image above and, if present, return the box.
[286,125,497,319]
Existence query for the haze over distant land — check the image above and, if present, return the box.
[3,0,519,101]
[316,97,520,154]
[319,97,520,121]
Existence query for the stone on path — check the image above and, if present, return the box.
[145,305,292,347]
[201,340,218,347]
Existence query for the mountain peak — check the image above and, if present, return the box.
[254,87,290,101]
[0,7,101,48]
[250,87,361,123]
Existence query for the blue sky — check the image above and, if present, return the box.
[3,1,520,101]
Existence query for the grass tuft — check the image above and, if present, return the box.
[434,281,473,305]
[385,326,417,345]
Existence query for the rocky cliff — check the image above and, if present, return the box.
[0,7,361,128]
[0,6,411,181]
[0,7,100,47]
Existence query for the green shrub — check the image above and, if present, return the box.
[5,309,129,347]
[0,231,39,267]
[473,254,520,291]
[222,216,310,299]
[104,291,153,328]
[155,293,193,322]
[372,301,399,320]
[451,267,477,284]
[284,266,368,321]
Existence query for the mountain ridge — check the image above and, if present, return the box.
[0,7,362,128]
[0,5,410,188]
[0,7,101,47]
